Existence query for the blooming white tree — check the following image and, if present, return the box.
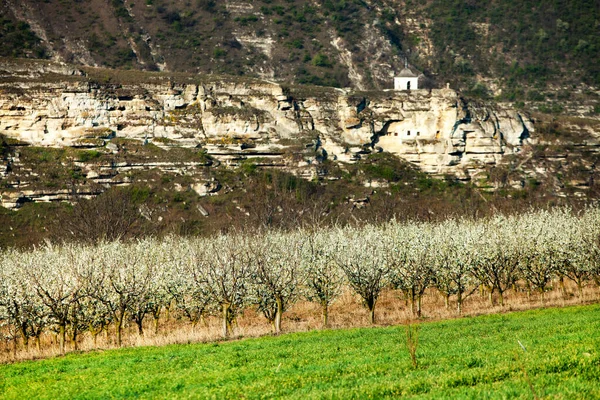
[564,208,600,297]
[95,241,152,347]
[515,210,567,303]
[429,220,480,314]
[193,234,252,338]
[249,231,305,333]
[27,244,88,354]
[161,239,211,328]
[301,230,344,327]
[169,271,212,328]
[0,250,48,352]
[471,216,520,307]
[77,295,111,348]
[127,238,165,336]
[387,222,432,317]
[148,237,185,333]
[336,225,390,324]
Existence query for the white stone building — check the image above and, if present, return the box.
[394,67,419,91]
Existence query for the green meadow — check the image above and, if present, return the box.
[1,305,599,399]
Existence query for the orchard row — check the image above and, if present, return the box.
[1,207,599,354]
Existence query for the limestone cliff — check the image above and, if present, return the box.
[0,60,532,168]
[0,59,542,208]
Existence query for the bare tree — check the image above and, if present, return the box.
[57,188,145,244]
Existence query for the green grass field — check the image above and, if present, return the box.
[1,305,599,399]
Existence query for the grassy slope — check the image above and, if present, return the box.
[1,305,599,399]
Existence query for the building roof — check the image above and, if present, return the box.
[397,67,418,78]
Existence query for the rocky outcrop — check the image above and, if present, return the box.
[0,61,533,177]
[0,60,539,208]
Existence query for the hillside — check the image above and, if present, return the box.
[1,0,599,95]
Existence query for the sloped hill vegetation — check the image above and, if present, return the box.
[420,0,600,96]
[1,0,598,93]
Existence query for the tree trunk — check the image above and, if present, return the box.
[577,278,584,299]
[71,328,78,351]
[457,290,463,315]
[89,322,103,348]
[539,287,545,305]
[416,295,422,318]
[153,313,160,335]
[135,318,144,336]
[59,324,66,354]
[362,294,377,324]
[559,276,567,299]
[20,326,29,350]
[35,335,41,353]
[321,302,329,328]
[222,302,232,338]
[498,289,505,307]
[443,293,450,309]
[488,287,494,306]
[369,304,375,325]
[115,313,124,347]
[275,296,283,333]
[165,303,171,321]
[409,288,418,317]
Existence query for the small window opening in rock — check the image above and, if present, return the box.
[407,131,411,136]
[417,132,420,136]
[394,132,398,136]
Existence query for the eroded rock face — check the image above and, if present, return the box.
[0,62,533,179]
